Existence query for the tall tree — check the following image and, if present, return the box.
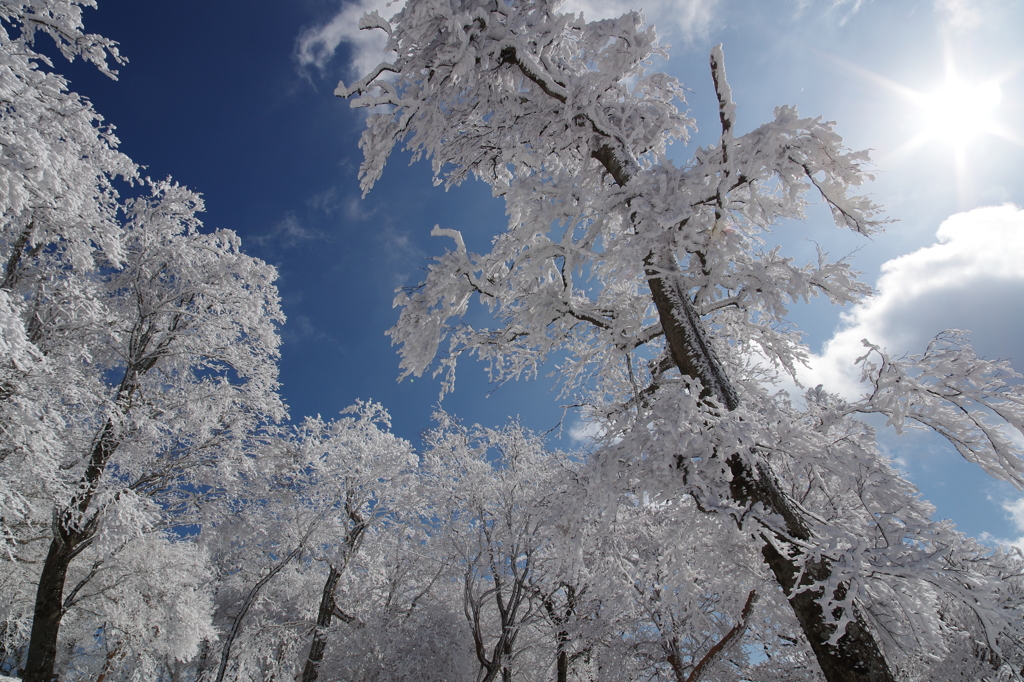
[0,0,136,565]
[421,413,577,682]
[294,403,416,682]
[198,403,415,682]
[340,0,1024,678]
[11,181,285,682]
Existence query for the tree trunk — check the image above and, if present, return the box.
[300,495,366,681]
[650,259,893,682]
[301,564,342,682]
[22,419,118,682]
[543,584,577,682]
[21,538,74,682]
[644,256,738,410]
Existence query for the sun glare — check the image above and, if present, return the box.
[826,46,1024,206]
[920,78,1003,144]
[827,46,1022,168]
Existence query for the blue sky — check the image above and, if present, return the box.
[60,0,1024,544]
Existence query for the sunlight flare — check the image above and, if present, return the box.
[918,77,1002,145]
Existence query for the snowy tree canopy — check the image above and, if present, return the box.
[341,0,1024,679]
[1,0,1023,680]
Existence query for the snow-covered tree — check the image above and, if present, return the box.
[420,413,581,682]
[292,403,416,682]
[199,402,415,682]
[0,0,136,565]
[340,0,1024,679]
[2,179,285,682]
[0,7,300,678]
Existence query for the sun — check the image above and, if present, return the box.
[917,77,1003,147]
[826,47,1023,205]
[886,63,1019,168]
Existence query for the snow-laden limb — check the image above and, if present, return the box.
[0,0,136,278]
[0,0,124,76]
[849,330,1024,487]
[344,0,686,195]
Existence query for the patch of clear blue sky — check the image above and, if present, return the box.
[55,0,1024,543]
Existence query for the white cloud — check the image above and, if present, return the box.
[1006,497,1024,529]
[569,418,604,445]
[561,0,721,45]
[979,497,1024,551]
[800,204,1024,398]
[295,0,396,79]
[934,0,984,30]
[253,212,327,249]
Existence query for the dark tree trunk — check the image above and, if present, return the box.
[727,455,892,681]
[22,419,118,682]
[651,257,893,682]
[21,538,74,682]
[301,564,342,682]
[300,494,366,681]
[644,257,738,410]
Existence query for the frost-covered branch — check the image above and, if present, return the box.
[850,331,1024,486]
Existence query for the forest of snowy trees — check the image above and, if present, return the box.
[2,0,1024,680]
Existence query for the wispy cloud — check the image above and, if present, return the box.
[302,186,378,222]
[800,204,1024,398]
[345,196,377,222]
[295,0,396,79]
[790,0,867,25]
[979,496,1024,552]
[561,0,722,45]
[279,313,330,346]
[253,212,327,250]
[379,225,424,289]
[934,0,984,30]
[306,187,343,216]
